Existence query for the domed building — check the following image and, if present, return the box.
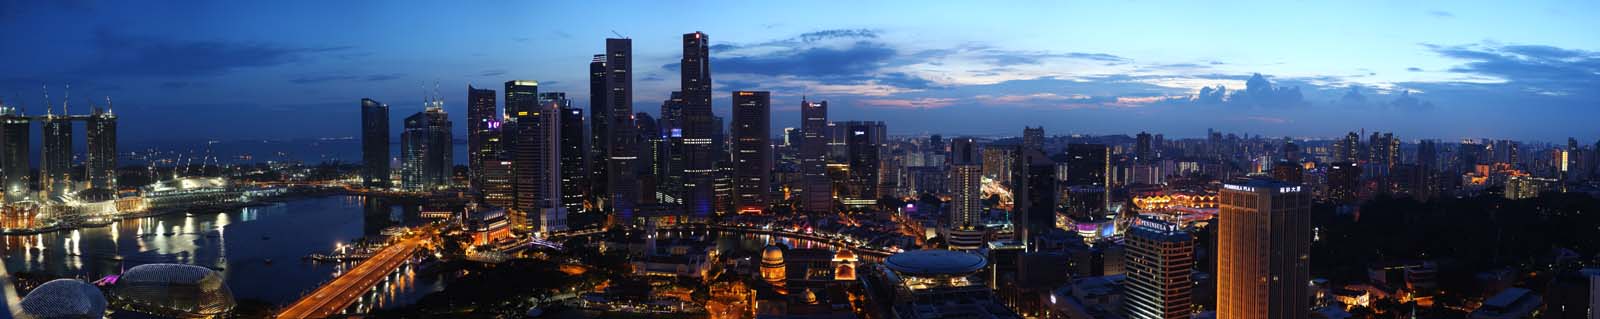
[109,263,236,318]
[19,279,107,319]
[832,249,858,281]
[760,244,787,294]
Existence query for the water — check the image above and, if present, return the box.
[1,195,445,310]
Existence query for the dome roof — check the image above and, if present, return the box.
[20,279,107,319]
[113,263,236,316]
[761,245,784,263]
[833,249,857,261]
[884,249,987,276]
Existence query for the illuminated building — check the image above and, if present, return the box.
[603,38,639,224]
[509,92,565,233]
[2,101,31,201]
[109,263,237,318]
[797,99,832,214]
[1327,161,1361,202]
[557,101,588,214]
[1469,288,1540,318]
[588,54,610,218]
[1217,179,1311,319]
[1135,131,1154,163]
[1123,217,1194,319]
[983,146,1016,184]
[483,160,514,209]
[1505,175,1558,200]
[840,121,885,207]
[399,95,452,190]
[1065,144,1109,219]
[360,98,389,188]
[658,92,685,205]
[680,31,716,220]
[40,105,72,199]
[731,91,770,214]
[832,249,858,281]
[19,279,106,319]
[467,85,498,193]
[466,205,511,246]
[761,244,788,294]
[949,138,982,228]
[85,100,116,190]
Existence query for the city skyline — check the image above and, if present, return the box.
[3,1,1600,143]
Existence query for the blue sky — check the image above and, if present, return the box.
[2,0,1598,143]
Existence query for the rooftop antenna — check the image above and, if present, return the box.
[611,30,626,39]
[105,96,113,114]
[42,84,50,117]
[63,83,70,115]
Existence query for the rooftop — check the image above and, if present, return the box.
[884,249,987,276]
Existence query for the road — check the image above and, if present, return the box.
[276,238,420,319]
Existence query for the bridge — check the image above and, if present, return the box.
[276,237,421,318]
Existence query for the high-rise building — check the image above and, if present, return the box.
[681,32,716,219]
[1023,126,1044,151]
[509,96,565,232]
[1414,140,1439,201]
[467,85,498,193]
[1065,143,1110,218]
[1012,147,1057,249]
[85,99,117,190]
[798,98,832,214]
[948,138,982,228]
[40,109,72,199]
[1135,131,1153,163]
[483,160,514,209]
[843,121,885,205]
[0,102,30,202]
[657,92,686,205]
[731,91,770,214]
[1124,217,1195,319]
[1327,161,1361,203]
[1217,179,1311,319]
[588,54,611,216]
[557,100,588,214]
[604,38,640,223]
[1337,132,1361,163]
[399,97,452,190]
[361,98,390,188]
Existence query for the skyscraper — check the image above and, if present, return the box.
[1011,147,1057,249]
[1217,179,1311,319]
[604,38,640,223]
[843,121,885,204]
[510,96,565,232]
[400,97,451,190]
[1135,131,1153,163]
[85,99,117,190]
[1022,126,1044,151]
[1124,217,1195,319]
[588,54,611,216]
[557,98,588,214]
[0,102,29,202]
[798,98,832,214]
[1065,143,1109,219]
[948,138,982,228]
[40,108,72,199]
[657,92,685,205]
[681,32,716,218]
[361,98,390,188]
[467,85,498,193]
[732,91,770,214]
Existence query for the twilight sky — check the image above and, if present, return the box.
[2,1,1598,143]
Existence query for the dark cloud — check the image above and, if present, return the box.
[715,41,895,77]
[1340,86,1366,104]
[1389,90,1435,110]
[80,29,350,77]
[479,69,506,77]
[876,72,936,90]
[1407,67,1423,72]
[1194,73,1306,107]
[1428,42,1600,97]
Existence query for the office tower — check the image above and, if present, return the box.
[483,159,514,208]
[40,108,72,199]
[843,121,885,204]
[1338,132,1361,163]
[400,96,452,190]
[1023,126,1044,151]
[0,102,29,202]
[1271,160,1304,184]
[982,147,1015,185]
[1217,179,1311,319]
[635,112,660,205]
[1327,161,1361,203]
[731,91,770,214]
[656,92,686,205]
[361,98,390,188]
[1011,147,1057,249]
[1414,140,1438,201]
[1065,143,1110,218]
[557,100,588,214]
[949,138,982,228]
[604,38,639,223]
[85,99,117,190]
[467,85,498,193]
[1281,139,1301,163]
[798,98,832,213]
[588,54,611,215]
[1135,131,1153,163]
[1124,217,1195,319]
[510,96,564,232]
[680,32,716,218]
[1455,139,1482,175]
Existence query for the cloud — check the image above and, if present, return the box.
[1407,67,1423,72]
[80,28,349,77]
[1389,90,1435,110]
[1193,73,1306,107]
[859,97,959,109]
[1427,42,1600,97]
[479,69,506,77]
[1427,10,1454,18]
[715,41,896,77]
[1340,86,1367,104]
[364,73,405,81]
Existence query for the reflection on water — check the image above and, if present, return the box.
[1,195,445,308]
